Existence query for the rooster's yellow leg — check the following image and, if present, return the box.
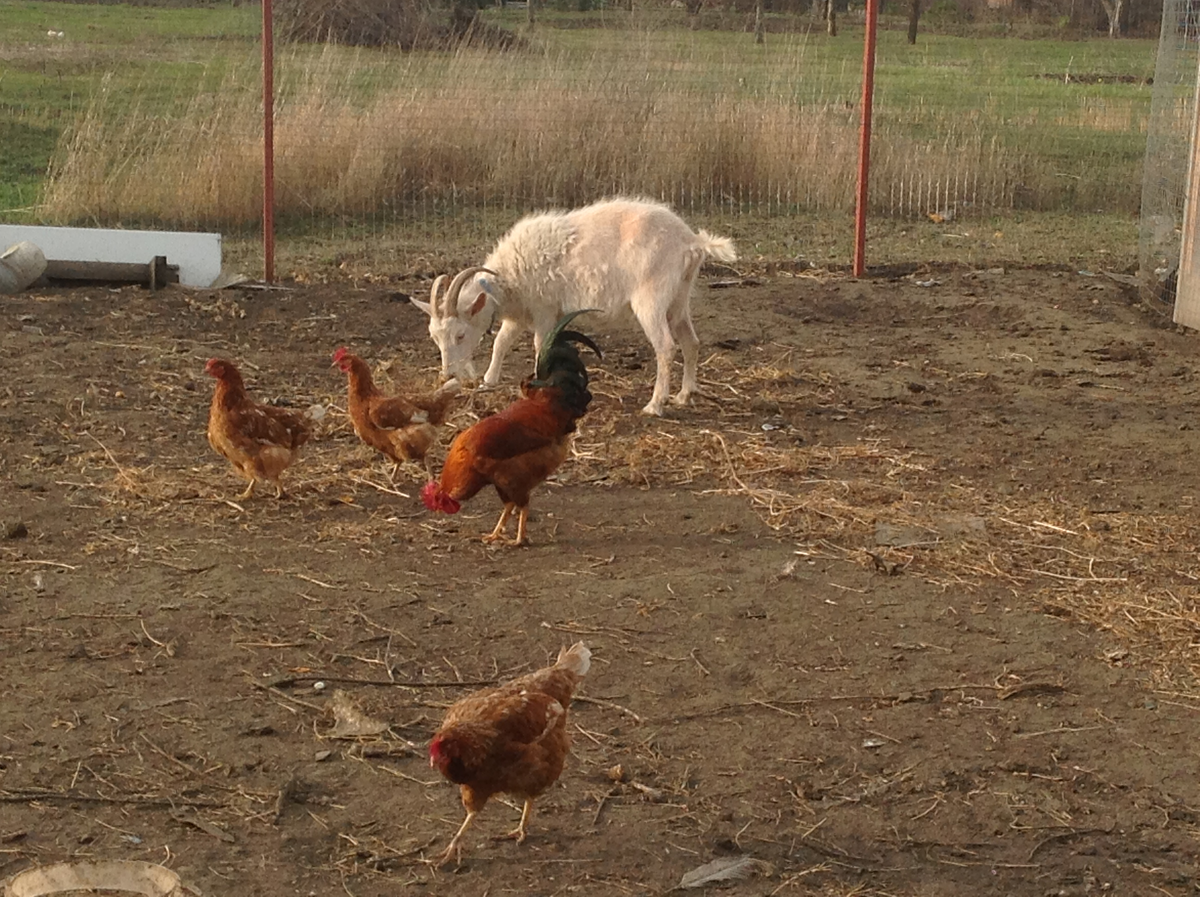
[512,506,531,547]
[482,504,515,543]
[237,479,256,500]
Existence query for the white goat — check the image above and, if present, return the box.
[412,197,737,416]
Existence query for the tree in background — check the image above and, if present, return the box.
[1098,0,1123,33]
[276,0,521,48]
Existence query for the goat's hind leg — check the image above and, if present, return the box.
[637,313,676,417]
[668,305,700,407]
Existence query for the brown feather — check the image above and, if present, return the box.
[206,359,310,497]
[338,351,458,465]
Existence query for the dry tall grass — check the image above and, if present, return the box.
[40,37,1143,230]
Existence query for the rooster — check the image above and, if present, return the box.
[429,642,591,867]
[421,310,600,546]
[332,347,460,477]
[205,358,313,500]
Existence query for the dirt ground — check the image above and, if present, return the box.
[4,264,1200,896]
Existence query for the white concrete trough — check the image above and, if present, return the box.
[0,224,222,288]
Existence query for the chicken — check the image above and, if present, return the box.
[204,358,312,500]
[421,310,601,546]
[332,347,460,477]
[429,642,591,867]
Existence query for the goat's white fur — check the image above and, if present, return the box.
[415,197,737,416]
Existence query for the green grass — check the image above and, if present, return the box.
[0,0,1161,270]
[0,0,258,218]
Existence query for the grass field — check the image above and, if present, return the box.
[0,0,1161,271]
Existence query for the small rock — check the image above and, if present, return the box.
[4,521,28,540]
[875,521,935,547]
[761,415,787,432]
[314,750,333,762]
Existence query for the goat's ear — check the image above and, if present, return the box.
[410,297,434,317]
[467,291,489,318]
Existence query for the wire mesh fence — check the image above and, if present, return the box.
[2,2,1165,274]
[1138,0,1198,309]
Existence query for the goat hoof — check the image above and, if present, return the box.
[641,403,665,417]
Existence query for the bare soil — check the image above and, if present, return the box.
[4,266,1200,896]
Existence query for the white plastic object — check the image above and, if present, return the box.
[3,860,184,897]
[0,242,47,294]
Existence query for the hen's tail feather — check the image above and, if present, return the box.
[556,641,591,677]
[412,378,461,424]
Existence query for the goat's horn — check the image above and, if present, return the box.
[429,274,449,319]
[444,266,496,318]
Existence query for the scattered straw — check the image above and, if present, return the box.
[37,331,1200,695]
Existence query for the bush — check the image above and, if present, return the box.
[275,0,523,49]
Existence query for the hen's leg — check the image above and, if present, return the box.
[495,799,534,844]
[435,810,477,867]
[512,506,531,547]
[482,504,515,543]
[237,478,257,501]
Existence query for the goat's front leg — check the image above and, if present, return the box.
[483,318,523,386]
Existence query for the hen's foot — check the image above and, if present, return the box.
[490,826,527,844]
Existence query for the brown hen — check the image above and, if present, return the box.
[429,642,591,867]
[332,347,459,476]
[205,358,312,500]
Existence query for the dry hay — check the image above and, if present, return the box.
[50,342,1200,702]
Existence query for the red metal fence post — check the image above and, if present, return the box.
[853,0,879,278]
[262,0,275,283]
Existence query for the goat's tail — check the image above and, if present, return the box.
[695,230,738,264]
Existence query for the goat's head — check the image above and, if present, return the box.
[412,267,497,381]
